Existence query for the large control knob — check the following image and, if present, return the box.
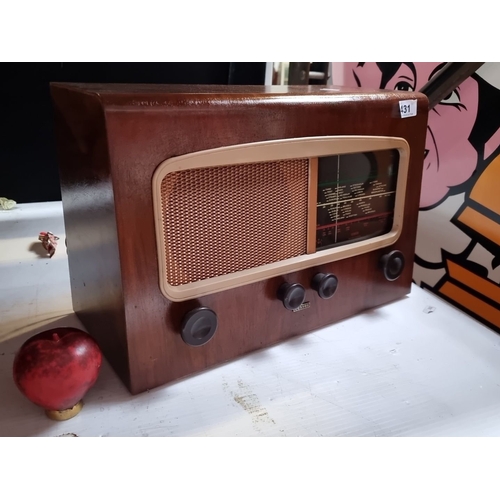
[277,283,306,311]
[380,250,405,281]
[312,273,338,299]
[181,307,218,347]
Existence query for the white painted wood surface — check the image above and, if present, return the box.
[2,202,500,437]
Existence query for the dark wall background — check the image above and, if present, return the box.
[0,62,266,203]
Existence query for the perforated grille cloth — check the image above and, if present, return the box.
[160,159,309,286]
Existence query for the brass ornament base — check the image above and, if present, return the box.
[45,400,83,421]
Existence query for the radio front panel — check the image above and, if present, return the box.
[153,137,409,301]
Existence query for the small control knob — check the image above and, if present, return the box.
[277,283,306,311]
[380,250,405,281]
[181,307,218,347]
[312,273,338,299]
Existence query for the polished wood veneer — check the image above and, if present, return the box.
[51,83,428,394]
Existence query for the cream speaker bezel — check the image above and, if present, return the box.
[152,136,410,301]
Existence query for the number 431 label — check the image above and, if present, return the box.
[399,99,417,118]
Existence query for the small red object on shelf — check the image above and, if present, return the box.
[38,231,59,258]
[13,327,102,420]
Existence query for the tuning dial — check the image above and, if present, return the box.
[312,273,338,299]
[380,250,405,281]
[181,307,218,346]
[277,283,306,311]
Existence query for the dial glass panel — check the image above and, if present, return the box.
[316,149,399,251]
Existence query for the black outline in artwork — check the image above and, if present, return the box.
[429,249,500,333]
[353,62,500,333]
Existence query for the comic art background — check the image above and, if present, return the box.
[332,63,500,332]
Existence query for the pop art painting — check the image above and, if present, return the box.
[333,63,500,331]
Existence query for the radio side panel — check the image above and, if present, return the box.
[50,85,131,389]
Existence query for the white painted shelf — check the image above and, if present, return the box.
[1,202,500,437]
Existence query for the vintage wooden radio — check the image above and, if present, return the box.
[50,83,428,394]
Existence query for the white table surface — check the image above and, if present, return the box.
[2,202,500,437]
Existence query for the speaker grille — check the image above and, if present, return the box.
[160,159,309,286]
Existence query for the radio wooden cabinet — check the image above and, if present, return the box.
[50,83,428,394]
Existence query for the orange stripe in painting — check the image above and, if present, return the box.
[457,206,500,248]
[446,259,500,306]
[440,281,500,329]
[469,154,500,214]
